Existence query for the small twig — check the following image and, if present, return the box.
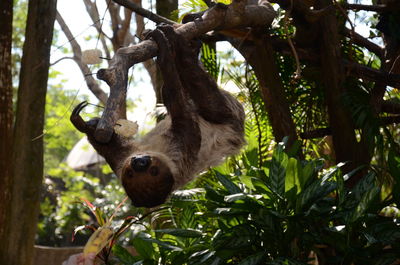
[50,56,74,66]
[389,54,400,74]
[112,0,176,25]
[283,0,301,79]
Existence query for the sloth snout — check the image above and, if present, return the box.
[131,156,151,172]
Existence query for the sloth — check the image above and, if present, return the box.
[70,25,245,208]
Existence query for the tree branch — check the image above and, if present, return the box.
[112,0,176,25]
[345,60,400,88]
[341,3,388,12]
[300,128,332,139]
[381,100,400,114]
[50,56,74,66]
[56,12,108,105]
[343,28,384,58]
[83,0,111,59]
[301,116,400,139]
[93,0,277,143]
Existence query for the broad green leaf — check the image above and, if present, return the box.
[240,175,255,190]
[350,186,380,223]
[296,169,337,211]
[216,171,242,194]
[237,252,266,265]
[112,244,140,265]
[132,233,155,260]
[269,144,288,196]
[155,228,203,238]
[224,193,247,203]
[205,184,225,203]
[285,157,300,193]
[143,237,183,252]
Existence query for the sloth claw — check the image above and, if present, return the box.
[70,101,90,133]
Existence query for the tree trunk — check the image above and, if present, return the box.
[6,0,57,264]
[230,35,299,149]
[316,0,371,186]
[0,0,14,262]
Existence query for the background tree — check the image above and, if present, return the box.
[0,0,57,264]
[0,0,14,260]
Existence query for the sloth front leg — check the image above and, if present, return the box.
[148,26,201,159]
[70,101,136,175]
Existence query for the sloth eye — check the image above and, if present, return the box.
[149,166,159,176]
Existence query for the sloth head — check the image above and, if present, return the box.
[121,152,175,208]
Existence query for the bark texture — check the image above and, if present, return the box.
[0,0,14,262]
[6,0,57,264]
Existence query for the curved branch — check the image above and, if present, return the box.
[56,11,108,105]
[94,1,277,143]
[50,56,74,66]
[343,28,384,58]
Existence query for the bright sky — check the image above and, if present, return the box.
[52,0,158,130]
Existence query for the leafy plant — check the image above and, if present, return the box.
[110,142,400,265]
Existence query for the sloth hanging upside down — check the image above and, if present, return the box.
[70,25,245,208]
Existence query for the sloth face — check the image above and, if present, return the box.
[121,153,174,207]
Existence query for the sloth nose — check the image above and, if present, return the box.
[131,156,151,172]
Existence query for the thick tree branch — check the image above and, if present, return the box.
[341,3,388,12]
[56,12,108,105]
[301,115,400,139]
[343,28,384,58]
[381,100,400,114]
[300,128,332,139]
[345,60,400,88]
[94,0,276,143]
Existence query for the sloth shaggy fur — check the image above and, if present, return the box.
[71,25,245,208]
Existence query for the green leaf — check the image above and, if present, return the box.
[297,168,338,211]
[216,171,242,194]
[132,233,155,260]
[155,228,203,238]
[214,207,249,215]
[350,186,380,223]
[285,157,300,193]
[240,175,255,190]
[351,171,377,202]
[112,244,140,265]
[224,193,247,203]
[237,252,266,265]
[205,184,225,203]
[140,236,183,252]
[268,144,288,196]
[213,224,257,250]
